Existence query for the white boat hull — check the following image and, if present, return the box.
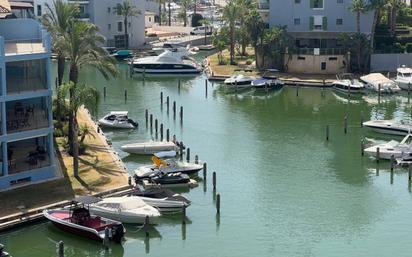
[142,179,198,189]
[364,146,405,160]
[363,120,412,136]
[121,142,179,155]
[89,208,159,224]
[139,197,187,213]
[396,80,412,90]
[98,119,135,129]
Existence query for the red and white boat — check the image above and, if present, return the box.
[43,196,126,243]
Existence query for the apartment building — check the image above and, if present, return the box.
[258,0,375,74]
[34,0,146,48]
[0,18,56,190]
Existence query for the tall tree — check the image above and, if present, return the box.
[156,0,165,25]
[180,0,192,26]
[368,0,388,51]
[58,82,99,156]
[245,8,265,69]
[199,18,211,44]
[223,0,240,64]
[41,0,79,124]
[62,20,118,177]
[113,1,141,49]
[168,0,171,26]
[349,0,368,33]
[387,0,404,36]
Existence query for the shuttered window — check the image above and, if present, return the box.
[322,17,327,30]
[309,16,314,30]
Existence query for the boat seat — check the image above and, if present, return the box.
[84,216,102,229]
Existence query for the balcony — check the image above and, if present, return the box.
[294,48,347,56]
[7,136,50,174]
[6,59,48,94]
[6,97,49,134]
[0,18,50,57]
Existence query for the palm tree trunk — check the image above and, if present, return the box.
[56,53,65,124]
[230,25,235,65]
[194,0,197,15]
[159,3,162,25]
[69,64,78,176]
[357,11,361,33]
[183,9,187,27]
[391,7,397,37]
[73,113,79,177]
[254,45,259,69]
[124,17,128,49]
[168,1,171,26]
[370,10,379,52]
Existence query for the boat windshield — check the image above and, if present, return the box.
[403,73,412,77]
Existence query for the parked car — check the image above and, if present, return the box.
[190,26,212,35]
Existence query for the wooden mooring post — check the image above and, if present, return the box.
[216,193,221,214]
[186,148,190,162]
[166,129,170,142]
[160,124,164,141]
[144,215,150,237]
[160,92,163,108]
[344,116,348,134]
[103,87,106,99]
[178,79,181,94]
[145,109,148,125]
[195,155,199,164]
[409,166,412,184]
[326,125,330,141]
[376,147,380,163]
[180,106,183,123]
[361,139,364,156]
[58,241,64,257]
[173,101,176,119]
[124,90,127,101]
[182,206,186,224]
[212,171,216,189]
[205,79,208,98]
[166,96,170,113]
[203,162,207,179]
[390,155,395,172]
[149,114,153,133]
[155,119,158,138]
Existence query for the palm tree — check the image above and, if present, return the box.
[199,19,211,44]
[368,0,387,50]
[223,0,240,65]
[349,0,368,33]
[245,8,265,69]
[62,20,118,177]
[180,0,192,26]
[58,82,99,168]
[79,124,95,143]
[113,1,141,49]
[41,0,79,124]
[168,0,171,26]
[156,0,165,25]
[387,0,404,36]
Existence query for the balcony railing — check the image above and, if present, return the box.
[6,107,49,134]
[8,143,50,174]
[77,13,90,19]
[294,48,347,55]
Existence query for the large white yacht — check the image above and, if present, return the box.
[393,66,412,90]
[130,47,201,75]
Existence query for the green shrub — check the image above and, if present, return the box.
[245,59,253,65]
[54,128,64,138]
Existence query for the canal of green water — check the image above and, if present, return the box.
[2,56,412,256]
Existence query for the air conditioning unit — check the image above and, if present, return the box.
[314,48,320,55]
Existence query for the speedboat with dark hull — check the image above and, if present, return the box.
[332,73,365,94]
[98,111,138,129]
[137,172,198,189]
[251,78,284,91]
[134,156,203,178]
[43,208,125,243]
[363,119,412,136]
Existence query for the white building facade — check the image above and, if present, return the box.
[33,0,146,48]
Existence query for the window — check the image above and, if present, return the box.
[336,18,343,25]
[329,57,338,61]
[294,18,300,25]
[337,0,343,3]
[310,16,327,30]
[116,4,121,15]
[294,0,301,3]
[321,62,327,70]
[297,56,306,60]
[149,17,152,22]
[310,0,323,9]
[108,7,111,13]
[128,22,131,28]
[108,24,111,30]
[37,5,41,16]
[117,21,123,32]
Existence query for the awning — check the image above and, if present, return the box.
[0,0,11,18]
[9,1,33,8]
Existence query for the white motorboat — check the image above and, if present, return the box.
[121,141,179,155]
[154,150,177,158]
[130,46,201,75]
[393,66,412,90]
[98,111,138,129]
[134,156,203,178]
[89,197,161,224]
[360,73,400,93]
[332,73,365,94]
[364,133,412,160]
[363,119,412,136]
[224,74,254,89]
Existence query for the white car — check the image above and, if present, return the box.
[190,26,212,35]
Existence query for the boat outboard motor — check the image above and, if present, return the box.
[128,119,138,128]
[111,224,125,243]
